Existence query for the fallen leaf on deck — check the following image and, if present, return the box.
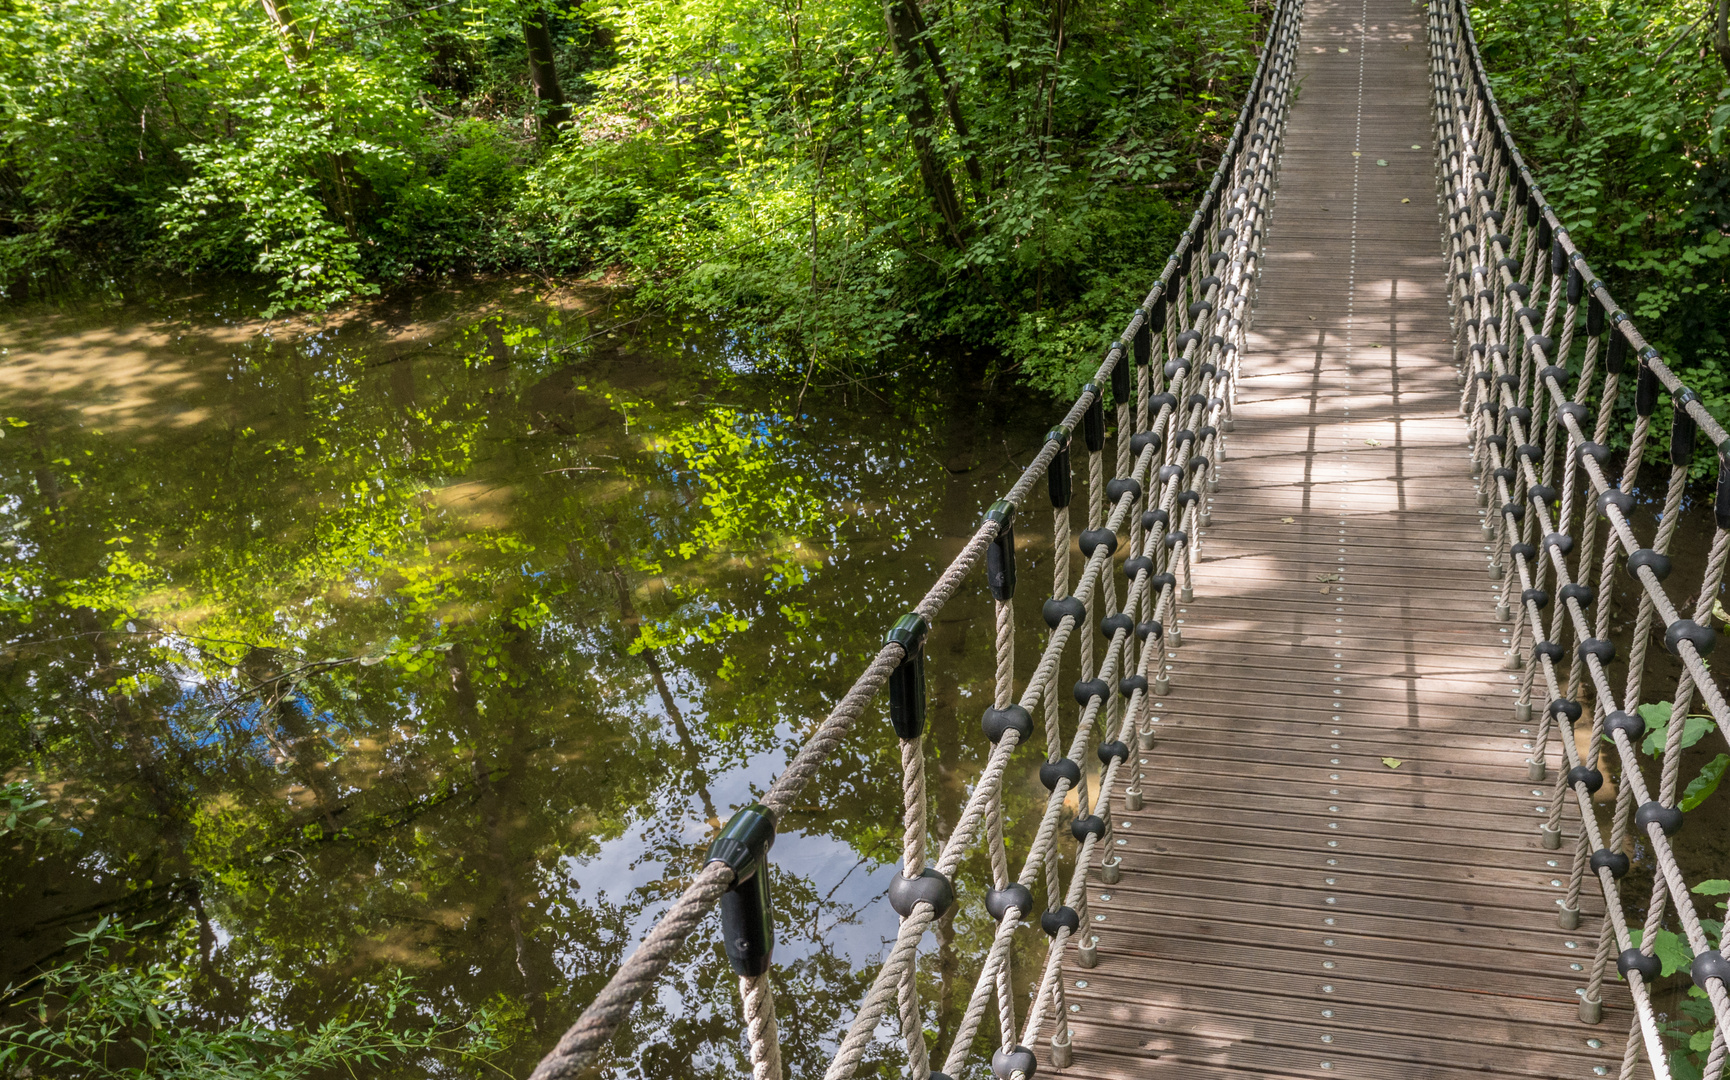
[1364,438,1383,446]
[1376,159,1388,166]
[1320,587,1331,594]
[1281,516,1296,524]
[1317,573,1342,582]
[1401,198,1411,203]
[1383,757,1403,769]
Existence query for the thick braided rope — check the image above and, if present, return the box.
[541,3,1299,1072]
[740,973,783,1080]
[1439,4,1730,1073]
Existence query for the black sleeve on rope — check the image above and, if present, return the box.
[886,614,930,739]
[1136,619,1164,641]
[1479,401,1499,418]
[1605,710,1645,740]
[1636,357,1659,417]
[1587,291,1604,335]
[1174,427,1197,447]
[1141,507,1170,531]
[1673,388,1700,466]
[1111,346,1131,403]
[1123,555,1153,581]
[1107,477,1143,504]
[1163,529,1189,549]
[1567,765,1604,793]
[1136,308,1157,360]
[1691,950,1730,992]
[1131,430,1163,458]
[1505,406,1532,425]
[707,805,777,976]
[1665,619,1716,657]
[1528,485,1557,506]
[1544,532,1574,555]
[1547,697,1582,721]
[1149,571,1177,593]
[1522,588,1550,610]
[1100,612,1133,640]
[1636,800,1684,835]
[1083,383,1106,452]
[1069,815,1107,841]
[1149,391,1178,415]
[1079,527,1117,559]
[1544,225,1559,264]
[1578,638,1616,665]
[1516,305,1541,327]
[1532,640,1564,663]
[1501,502,1526,522]
[985,882,1034,923]
[1606,327,1628,374]
[1517,443,1543,462]
[1560,402,1590,426]
[1047,427,1073,509]
[1539,365,1569,391]
[1618,949,1661,982]
[888,867,956,918]
[1175,329,1203,351]
[1559,582,1595,609]
[1188,454,1210,474]
[1484,434,1508,450]
[1188,299,1214,319]
[1627,548,1673,582]
[986,500,1016,602]
[1119,675,1148,698]
[1097,740,1130,765]
[1039,756,1081,791]
[1719,446,1730,531]
[1176,490,1201,509]
[1510,542,1538,562]
[1158,463,1185,486]
[1596,489,1633,520]
[1043,596,1087,629]
[982,704,1033,744]
[1496,372,1518,389]
[1493,466,1515,483]
[1589,849,1631,879]
[992,1045,1039,1080]
[1073,677,1111,706]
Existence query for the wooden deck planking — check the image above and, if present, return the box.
[1053,0,1634,1076]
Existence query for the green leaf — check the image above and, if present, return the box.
[1656,929,1695,977]
[1681,754,1730,811]
[1692,879,1730,895]
[1638,701,1717,755]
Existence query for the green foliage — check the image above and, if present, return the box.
[1471,0,1730,470]
[1632,700,1716,756]
[0,920,507,1077]
[0,0,1261,380]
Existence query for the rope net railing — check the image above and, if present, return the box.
[530,0,1305,1074]
[1433,2,1730,1078]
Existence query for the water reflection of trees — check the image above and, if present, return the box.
[0,294,1061,1074]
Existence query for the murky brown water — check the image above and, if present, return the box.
[0,279,1724,1075]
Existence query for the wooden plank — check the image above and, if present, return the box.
[1046,0,1634,1075]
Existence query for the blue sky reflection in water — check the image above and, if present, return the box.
[0,280,1077,1076]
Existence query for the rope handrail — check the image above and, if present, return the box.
[1433,3,1730,1077]
[529,0,1305,1073]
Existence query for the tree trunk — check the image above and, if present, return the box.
[525,11,571,140]
[883,0,966,246]
[902,0,985,192]
[1715,0,1730,81]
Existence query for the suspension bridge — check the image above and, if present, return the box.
[531,0,1730,1076]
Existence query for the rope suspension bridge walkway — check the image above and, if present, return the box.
[534,0,1730,1076]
